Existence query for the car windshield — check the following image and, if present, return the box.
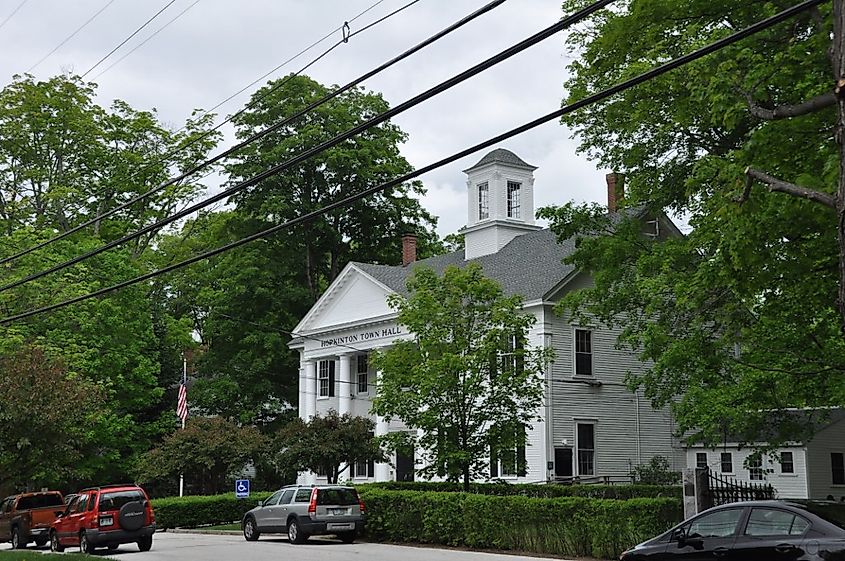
[99,490,144,511]
[793,501,845,530]
[316,488,358,506]
[16,494,63,510]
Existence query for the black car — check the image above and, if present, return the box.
[620,500,845,560]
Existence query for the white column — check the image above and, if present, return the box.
[305,360,317,420]
[298,366,306,421]
[374,368,390,481]
[338,353,353,416]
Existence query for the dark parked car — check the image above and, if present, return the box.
[620,500,845,560]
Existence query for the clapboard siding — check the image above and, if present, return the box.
[548,290,683,476]
[805,417,845,499]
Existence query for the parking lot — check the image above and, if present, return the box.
[0,531,565,561]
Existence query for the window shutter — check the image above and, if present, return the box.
[517,426,527,477]
[367,459,375,478]
[329,361,336,397]
[490,445,499,478]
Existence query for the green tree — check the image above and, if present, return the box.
[272,411,385,484]
[0,346,105,492]
[135,416,267,495]
[0,73,219,483]
[542,0,845,447]
[372,264,551,490]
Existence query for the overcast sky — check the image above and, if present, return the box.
[0,0,612,238]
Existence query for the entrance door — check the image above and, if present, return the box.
[555,448,573,478]
[395,448,415,482]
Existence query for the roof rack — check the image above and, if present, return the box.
[79,484,138,492]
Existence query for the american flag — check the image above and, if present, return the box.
[176,370,188,423]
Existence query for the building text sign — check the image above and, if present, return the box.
[320,326,403,348]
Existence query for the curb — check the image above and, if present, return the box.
[167,528,242,536]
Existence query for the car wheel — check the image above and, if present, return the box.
[107,543,119,550]
[11,527,24,549]
[50,530,64,553]
[287,518,308,544]
[137,535,153,552]
[338,531,356,544]
[243,517,260,541]
[80,531,95,554]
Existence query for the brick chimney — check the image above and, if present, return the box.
[401,232,417,266]
[606,172,625,212]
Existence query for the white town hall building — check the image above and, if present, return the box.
[290,148,687,485]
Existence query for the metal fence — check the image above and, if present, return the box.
[704,467,775,507]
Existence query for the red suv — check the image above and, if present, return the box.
[50,484,155,553]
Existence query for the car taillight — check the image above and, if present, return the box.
[308,488,318,518]
[358,497,366,514]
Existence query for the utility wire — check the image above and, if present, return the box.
[81,0,178,78]
[0,0,823,325]
[0,0,610,293]
[0,0,27,33]
[91,0,201,80]
[0,0,431,267]
[27,0,117,73]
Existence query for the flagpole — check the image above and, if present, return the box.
[179,354,186,497]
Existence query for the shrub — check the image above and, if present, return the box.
[357,480,681,499]
[361,489,682,559]
[151,492,272,529]
[629,456,682,486]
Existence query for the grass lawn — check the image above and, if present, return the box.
[0,552,91,560]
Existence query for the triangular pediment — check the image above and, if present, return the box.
[295,263,397,333]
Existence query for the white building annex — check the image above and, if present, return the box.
[290,148,687,485]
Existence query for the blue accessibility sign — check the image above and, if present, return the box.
[235,479,250,499]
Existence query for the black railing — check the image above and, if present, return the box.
[704,467,775,507]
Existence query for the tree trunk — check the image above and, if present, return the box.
[835,0,845,334]
[462,467,470,492]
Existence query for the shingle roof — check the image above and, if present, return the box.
[463,148,537,173]
[354,228,576,301]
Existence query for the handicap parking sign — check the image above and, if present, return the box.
[235,479,250,499]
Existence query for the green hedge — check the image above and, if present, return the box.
[358,480,681,499]
[363,489,682,559]
[151,492,272,529]
[150,488,682,559]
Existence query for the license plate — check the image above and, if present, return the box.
[329,508,348,515]
[327,523,354,530]
[99,516,113,526]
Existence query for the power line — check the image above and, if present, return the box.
[90,0,201,80]
[27,0,117,73]
[0,0,434,267]
[0,0,609,293]
[0,0,823,325]
[81,0,178,78]
[0,0,27,33]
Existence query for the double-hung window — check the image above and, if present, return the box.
[696,452,708,469]
[478,182,489,220]
[721,452,733,473]
[576,423,595,476]
[748,456,764,481]
[574,329,592,376]
[318,359,335,398]
[780,451,794,474]
[832,453,845,484]
[490,425,526,478]
[507,181,521,219]
[357,354,368,394]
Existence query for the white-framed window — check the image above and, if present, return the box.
[721,452,733,473]
[748,456,764,480]
[353,459,375,478]
[356,354,368,394]
[576,422,595,476]
[478,182,489,220]
[696,452,708,469]
[507,181,521,218]
[780,451,794,474]
[490,425,526,479]
[318,359,335,398]
[574,328,592,376]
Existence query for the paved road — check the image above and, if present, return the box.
[0,531,571,560]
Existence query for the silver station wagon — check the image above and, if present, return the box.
[242,485,365,544]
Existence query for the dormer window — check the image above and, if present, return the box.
[478,182,490,220]
[507,181,521,219]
